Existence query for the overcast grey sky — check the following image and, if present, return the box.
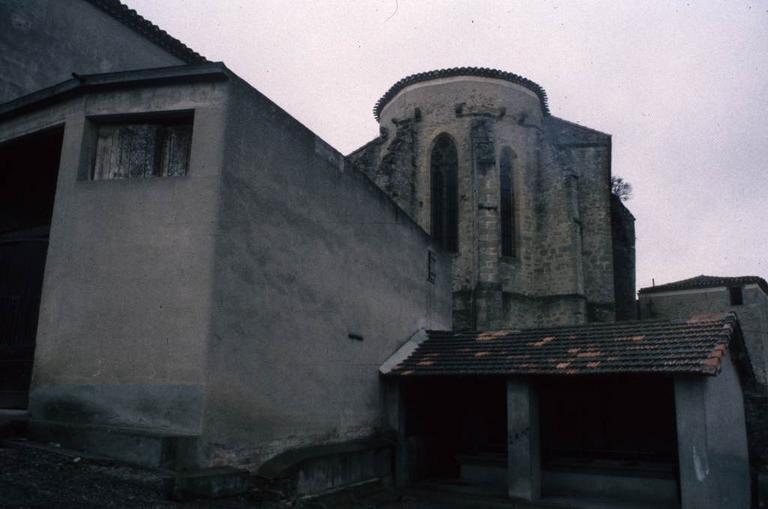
[129,0,768,291]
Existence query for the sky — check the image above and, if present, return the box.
[129,0,768,291]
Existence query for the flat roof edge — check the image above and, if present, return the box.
[0,62,229,122]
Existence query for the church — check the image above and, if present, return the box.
[0,1,764,508]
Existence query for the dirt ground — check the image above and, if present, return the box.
[0,441,251,509]
[0,441,443,509]
[0,441,558,509]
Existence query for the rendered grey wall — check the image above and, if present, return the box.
[6,81,230,433]
[674,354,751,509]
[200,77,452,468]
[0,0,185,104]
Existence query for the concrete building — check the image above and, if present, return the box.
[0,1,757,507]
[0,0,205,104]
[0,0,207,417]
[350,68,636,331]
[0,62,452,480]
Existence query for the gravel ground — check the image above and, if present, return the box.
[0,442,257,509]
[0,441,554,509]
[0,441,411,509]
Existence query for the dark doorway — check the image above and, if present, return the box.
[538,375,680,504]
[0,126,63,409]
[403,377,507,492]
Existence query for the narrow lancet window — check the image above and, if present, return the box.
[500,147,515,257]
[430,135,458,252]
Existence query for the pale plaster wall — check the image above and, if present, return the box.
[674,353,751,509]
[198,76,453,468]
[4,68,453,469]
[4,80,229,433]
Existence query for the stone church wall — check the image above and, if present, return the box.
[350,74,620,330]
[611,196,637,320]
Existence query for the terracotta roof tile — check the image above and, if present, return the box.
[384,314,740,377]
[639,275,768,296]
[373,67,549,120]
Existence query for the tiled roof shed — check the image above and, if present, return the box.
[639,275,768,296]
[382,314,752,378]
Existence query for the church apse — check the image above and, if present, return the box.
[349,68,626,330]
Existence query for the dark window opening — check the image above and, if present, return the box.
[403,377,507,494]
[730,286,744,306]
[499,147,515,257]
[539,375,678,474]
[430,134,458,253]
[91,113,193,180]
[0,126,64,409]
[427,250,437,283]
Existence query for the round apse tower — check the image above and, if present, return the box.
[350,68,617,330]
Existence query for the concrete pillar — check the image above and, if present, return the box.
[383,379,408,487]
[674,378,712,509]
[674,367,751,509]
[507,379,540,500]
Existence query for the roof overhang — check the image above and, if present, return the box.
[639,275,768,296]
[381,313,753,380]
[373,67,550,120]
[0,62,230,122]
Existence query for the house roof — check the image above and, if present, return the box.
[84,0,206,64]
[639,275,768,296]
[545,115,611,146]
[381,314,742,377]
[373,67,550,120]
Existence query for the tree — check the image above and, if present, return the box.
[611,176,633,201]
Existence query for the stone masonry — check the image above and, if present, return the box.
[350,68,632,330]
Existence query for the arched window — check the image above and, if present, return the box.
[430,134,458,252]
[500,147,515,257]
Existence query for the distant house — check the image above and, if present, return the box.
[0,1,759,507]
[640,275,768,478]
[640,275,768,384]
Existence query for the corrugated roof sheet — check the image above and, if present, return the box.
[639,275,768,296]
[383,314,740,377]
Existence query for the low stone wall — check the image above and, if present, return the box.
[257,438,393,498]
